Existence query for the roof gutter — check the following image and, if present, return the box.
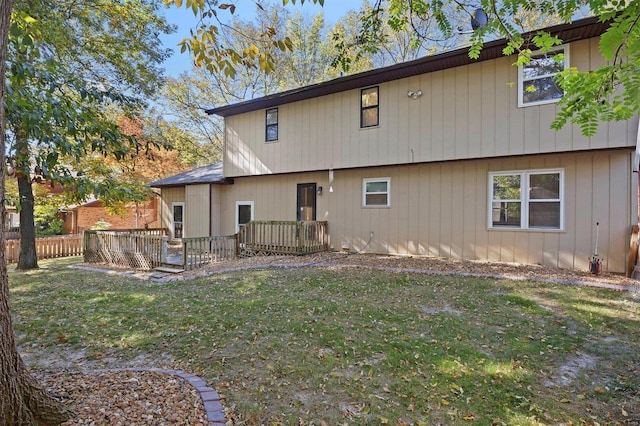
[206,16,607,118]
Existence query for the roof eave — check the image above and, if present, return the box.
[206,16,607,118]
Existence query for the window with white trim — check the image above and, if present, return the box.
[235,201,254,232]
[489,170,563,230]
[518,45,569,107]
[363,177,390,207]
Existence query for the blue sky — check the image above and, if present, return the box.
[160,1,361,77]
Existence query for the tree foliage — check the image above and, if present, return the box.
[7,0,173,198]
[6,0,173,269]
[159,5,372,166]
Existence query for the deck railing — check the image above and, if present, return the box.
[182,235,237,270]
[237,220,329,256]
[106,228,168,236]
[83,230,168,270]
[5,235,84,264]
[179,221,329,270]
[81,223,328,271]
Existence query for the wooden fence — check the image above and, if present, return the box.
[182,235,237,270]
[5,235,84,264]
[84,230,168,270]
[237,221,329,256]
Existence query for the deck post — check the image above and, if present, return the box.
[161,236,168,263]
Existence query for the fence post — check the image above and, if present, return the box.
[182,240,188,269]
[161,236,168,263]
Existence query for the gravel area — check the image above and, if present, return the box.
[52,252,639,424]
[194,251,640,290]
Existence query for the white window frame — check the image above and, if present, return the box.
[171,202,185,240]
[235,201,254,233]
[488,169,564,231]
[362,177,390,207]
[518,45,569,107]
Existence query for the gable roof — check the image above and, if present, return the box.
[149,162,231,187]
[207,16,608,118]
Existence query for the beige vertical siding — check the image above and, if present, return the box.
[218,172,327,234]
[158,187,185,240]
[219,150,635,273]
[224,38,638,178]
[185,184,210,238]
[210,186,222,237]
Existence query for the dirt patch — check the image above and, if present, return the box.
[544,351,598,387]
[420,304,463,316]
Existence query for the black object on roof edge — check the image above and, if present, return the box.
[206,16,607,118]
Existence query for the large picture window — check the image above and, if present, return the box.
[518,45,569,107]
[266,108,278,142]
[363,177,390,207]
[360,87,379,128]
[489,170,563,230]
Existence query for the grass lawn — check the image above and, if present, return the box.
[8,257,640,425]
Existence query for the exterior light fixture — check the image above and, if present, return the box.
[407,90,422,99]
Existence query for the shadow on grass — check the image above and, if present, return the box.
[8,258,640,425]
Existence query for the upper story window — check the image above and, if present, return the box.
[518,45,569,107]
[360,87,379,128]
[266,108,278,142]
[489,169,564,230]
[363,177,390,207]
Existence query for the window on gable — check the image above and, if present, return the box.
[363,177,390,207]
[489,169,563,230]
[266,108,278,142]
[518,46,569,107]
[361,87,379,128]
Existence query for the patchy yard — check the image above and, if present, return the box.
[9,256,640,425]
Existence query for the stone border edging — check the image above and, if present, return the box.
[82,368,226,425]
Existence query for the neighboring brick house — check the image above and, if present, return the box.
[61,197,160,234]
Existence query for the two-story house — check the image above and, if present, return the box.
[151,16,640,273]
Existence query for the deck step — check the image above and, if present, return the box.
[154,266,185,274]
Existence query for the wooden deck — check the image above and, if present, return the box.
[83,222,329,271]
[179,221,329,270]
[237,221,328,256]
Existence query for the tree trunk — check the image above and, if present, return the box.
[16,156,38,270]
[0,2,72,424]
